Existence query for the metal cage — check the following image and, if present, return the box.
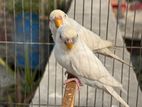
[0,0,142,107]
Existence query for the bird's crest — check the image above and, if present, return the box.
[60,25,77,39]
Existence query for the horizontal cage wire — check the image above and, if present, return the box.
[0,0,141,107]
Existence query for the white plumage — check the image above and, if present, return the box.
[49,9,130,66]
[54,25,129,107]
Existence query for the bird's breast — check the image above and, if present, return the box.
[54,46,72,70]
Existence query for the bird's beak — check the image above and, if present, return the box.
[54,16,63,28]
[65,39,74,49]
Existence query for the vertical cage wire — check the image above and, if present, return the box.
[0,0,142,107]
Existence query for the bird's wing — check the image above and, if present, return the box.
[98,48,131,66]
[68,18,130,66]
[68,18,113,50]
[70,48,122,88]
[79,28,113,50]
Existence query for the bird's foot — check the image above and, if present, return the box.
[64,78,82,91]
[64,71,68,76]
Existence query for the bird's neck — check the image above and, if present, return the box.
[55,39,88,54]
[68,40,88,53]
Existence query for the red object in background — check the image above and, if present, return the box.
[111,0,127,17]
[111,0,127,10]
[112,3,127,10]
[129,2,142,11]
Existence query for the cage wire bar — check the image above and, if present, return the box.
[0,0,141,107]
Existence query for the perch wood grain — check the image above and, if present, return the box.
[62,74,77,107]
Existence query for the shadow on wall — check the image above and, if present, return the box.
[124,37,142,91]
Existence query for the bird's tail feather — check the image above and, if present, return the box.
[104,85,129,107]
[98,48,131,67]
[120,87,127,95]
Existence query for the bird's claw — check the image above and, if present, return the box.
[64,71,68,76]
[64,78,82,91]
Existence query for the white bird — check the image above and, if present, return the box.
[54,25,129,107]
[49,9,130,66]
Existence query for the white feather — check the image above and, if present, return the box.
[49,9,130,66]
[54,25,129,107]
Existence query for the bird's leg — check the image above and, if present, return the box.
[64,71,78,79]
[64,71,68,76]
[64,78,82,91]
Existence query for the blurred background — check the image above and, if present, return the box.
[0,0,72,106]
[0,0,142,107]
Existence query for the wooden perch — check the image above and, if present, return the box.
[62,74,77,107]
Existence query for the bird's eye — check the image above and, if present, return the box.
[77,34,78,38]
[64,14,66,17]
[60,35,62,39]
